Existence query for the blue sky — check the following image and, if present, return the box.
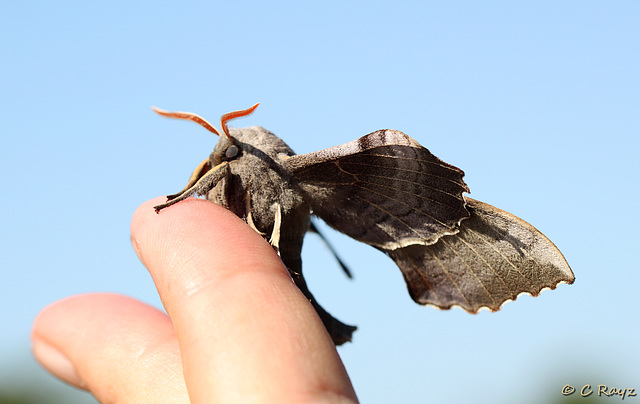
[1,2,639,403]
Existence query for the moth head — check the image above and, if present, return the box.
[151,103,260,164]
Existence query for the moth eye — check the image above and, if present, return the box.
[225,144,239,159]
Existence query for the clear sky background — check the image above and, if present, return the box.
[1,2,639,403]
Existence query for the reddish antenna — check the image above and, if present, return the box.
[220,103,260,140]
[152,103,260,141]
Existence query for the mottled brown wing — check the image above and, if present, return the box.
[386,198,575,313]
[284,130,470,249]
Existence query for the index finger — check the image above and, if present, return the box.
[131,197,357,403]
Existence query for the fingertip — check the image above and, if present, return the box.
[31,293,93,343]
[131,196,289,291]
[31,293,187,402]
[31,293,129,391]
[32,338,85,389]
[130,196,170,244]
[31,296,84,389]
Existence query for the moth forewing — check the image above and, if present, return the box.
[284,130,471,249]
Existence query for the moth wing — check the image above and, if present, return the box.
[284,130,470,249]
[386,198,575,313]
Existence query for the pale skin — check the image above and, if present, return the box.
[31,197,358,403]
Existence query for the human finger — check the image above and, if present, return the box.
[32,293,189,403]
[131,197,357,403]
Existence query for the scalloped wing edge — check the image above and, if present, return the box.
[386,197,574,313]
[420,279,574,314]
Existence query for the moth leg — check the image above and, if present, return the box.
[291,269,357,345]
[308,222,353,279]
[268,203,282,256]
[244,187,266,236]
[154,162,230,212]
[166,158,211,200]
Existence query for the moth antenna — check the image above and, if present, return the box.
[220,103,260,140]
[152,106,222,137]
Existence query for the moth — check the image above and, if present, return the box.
[152,103,575,345]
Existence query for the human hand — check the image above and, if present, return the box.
[32,197,358,403]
